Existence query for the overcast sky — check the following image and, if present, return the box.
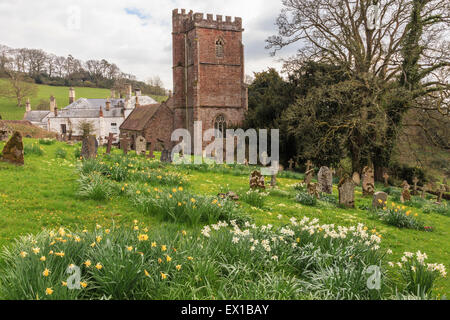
[0,0,298,89]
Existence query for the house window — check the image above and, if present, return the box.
[214,114,226,138]
[215,38,224,58]
[61,124,67,134]
[111,123,118,134]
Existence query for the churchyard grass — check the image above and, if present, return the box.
[0,139,449,298]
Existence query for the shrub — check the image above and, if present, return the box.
[130,187,247,226]
[371,202,426,230]
[74,147,81,159]
[293,182,306,192]
[24,143,44,156]
[387,251,447,297]
[319,193,337,205]
[422,203,450,217]
[55,148,67,159]
[77,173,115,201]
[295,192,317,206]
[240,189,268,208]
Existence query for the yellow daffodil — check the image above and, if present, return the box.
[126,246,133,252]
[161,272,167,280]
[45,288,53,295]
[182,230,187,236]
[151,242,157,247]
[40,256,46,261]
[138,234,148,241]
[187,256,193,261]
[84,260,92,267]
[80,281,87,288]
[158,258,162,264]
[176,265,182,271]
[61,281,67,286]
[90,242,96,247]
[166,255,172,262]
[55,252,65,257]
[32,247,40,254]
[95,263,103,270]
[20,251,28,258]
[178,186,183,191]
[144,269,150,277]
[42,268,50,277]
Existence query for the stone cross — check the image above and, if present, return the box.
[304,160,314,185]
[105,133,115,155]
[400,180,411,203]
[288,158,294,171]
[120,136,131,155]
[383,172,389,187]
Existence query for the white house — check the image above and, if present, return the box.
[24,86,157,143]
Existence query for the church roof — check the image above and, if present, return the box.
[119,104,162,131]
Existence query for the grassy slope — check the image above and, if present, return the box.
[0,79,167,120]
[0,139,448,297]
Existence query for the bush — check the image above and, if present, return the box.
[24,143,44,156]
[295,192,317,206]
[55,148,67,159]
[130,187,248,226]
[319,193,337,204]
[423,203,450,217]
[371,202,427,230]
[240,189,268,208]
[77,173,115,201]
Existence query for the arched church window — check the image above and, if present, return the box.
[214,114,227,138]
[215,38,224,58]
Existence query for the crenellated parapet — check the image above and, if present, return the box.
[172,8,243,33]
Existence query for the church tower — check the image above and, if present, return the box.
[172,9,248,145]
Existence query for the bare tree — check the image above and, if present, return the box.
[0,68,38,107]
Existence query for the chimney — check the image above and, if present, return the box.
[135,96,140,108]
[50,95,56,112]
[54,106,58,116]
[99,107,103,118]
[25,98,31,112]
[135,88,141,96]
[69,87,75,104]
[127,84,132,99]
[105,98,111,111]
[110,89,115,99]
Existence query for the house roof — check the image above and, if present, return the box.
[24,111,51,122]
[49,107,123,119]
[119,104,162,131]
[64,96,157,110]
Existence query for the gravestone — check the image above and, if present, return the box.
[160,149,172,163]
[420,184,428,199]
[338,177,355,208]
[307,182,320,198]
[250,170,265,189]
[135,136,146,155]
[303,160,314,185]
[400,180,411,203]
[270,174,277,187]
[0,131,24,165]
[437,185,445,204]
[352,172,361,185]
[120,136,131,155]
[336,167,344,181]
[362,166,375,196]
[412,177,419,195]
[383,172,390,187]
[372,191,388,209]
[318,166,333,194]
[0,123,12,141]
[288,158,294,171]
[81,135,97,160]
[105,133,115,155]
[147,143,155,159]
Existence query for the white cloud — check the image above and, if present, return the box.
[0,0,293,88]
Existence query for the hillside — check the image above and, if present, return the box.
[0,79,167,120]
[0,139,448,299]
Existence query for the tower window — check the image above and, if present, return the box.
[214,114,227,138]
[215,38,224,58]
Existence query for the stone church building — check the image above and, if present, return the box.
[120,9,248,152]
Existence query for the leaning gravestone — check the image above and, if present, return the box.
[383,172,390,187]
[338,177,355,208]
[372,191,388,209]
[362,166,375,196]
[81,135,97,160]
[303,160,314,185]
[307,182,320,199]
[105,133,115,155]
[318,166,333,194]
[135,136,147,156]
[250,170,265,189]
[1,131,24,165]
